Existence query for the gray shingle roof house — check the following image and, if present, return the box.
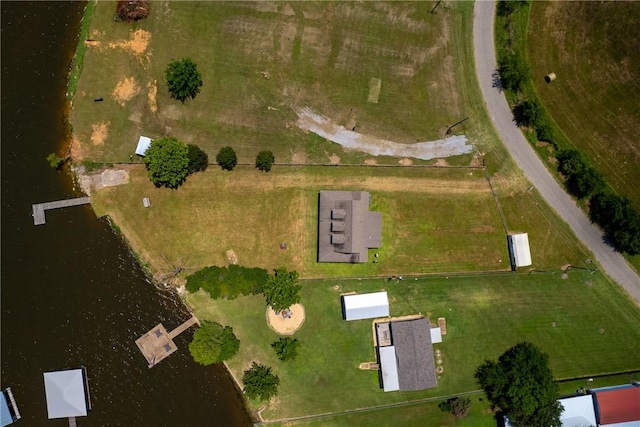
[317,191,382,263]
[376,318,437,392]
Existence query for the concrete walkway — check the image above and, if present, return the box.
[473,1,640,302]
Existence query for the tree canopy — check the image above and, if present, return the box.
[263,267,301,312]
[185,265,268,300]
[116,0,149,22]
[187,144,209,174]
[475,342,561,427]
[165,58,203,103]
[216,146,238,171]
[590,192,640,255]
[188,321,240,366]
[143,137,189,188]
[255,150,275,172]
[242,362,279,401]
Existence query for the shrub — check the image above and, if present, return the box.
[186,265,268,299]
[498,54,530,93]
[187,144,209,174]
[590,192,640,255]
[216,146,238,171]
[439,397,472,418]
[271,337,300,361]
[255,150,275,172]
[46,153,65,169]
[513,99,542,128]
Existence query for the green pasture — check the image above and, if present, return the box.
[70,1,508,169]
[187,271,640,421]
[264,393,494,427]
[527,2,640,210]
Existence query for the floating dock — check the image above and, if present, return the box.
[135,315,200,368]
[32,197,91,225]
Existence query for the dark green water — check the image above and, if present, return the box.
[1,2,252,425]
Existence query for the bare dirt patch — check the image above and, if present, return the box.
[112,77,140,106]
[70,135,87,160]
[329,153,341,164]
[91,121,110,145]
[266,304,305,335]
[147,79,157,113]
[399,158,413,166]
[291,151,307,164]
[434,158,449,167]
[109,29,151,55]
[364,158,377,165]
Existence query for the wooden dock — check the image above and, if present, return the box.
[32,197,91,225]
[135,315,200,368]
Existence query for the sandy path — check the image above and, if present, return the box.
[295,107,474,160]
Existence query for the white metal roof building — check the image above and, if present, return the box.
[341,291,389,321]
[508,233,532,268]
[559,395,597,427]
[378,346,400,392]
[43,368,89,419]
[135,136,152,156]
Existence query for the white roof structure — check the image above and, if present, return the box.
[508,233,532,267]
[341,291,389,321]
[43,369,88,419]
[430,326,442,343]
[135,136,152,156]
[378,346,399,392]
[560,395,597,427]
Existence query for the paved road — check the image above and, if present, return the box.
[473,1,640,303]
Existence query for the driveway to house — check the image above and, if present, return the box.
[473,1,640,302]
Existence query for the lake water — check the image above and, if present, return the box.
[0,2,252,425]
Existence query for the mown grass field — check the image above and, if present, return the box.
[187,271,640,421]
[70,1,509,169]
[527,2,640,211]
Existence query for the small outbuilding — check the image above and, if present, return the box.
[507,233,532,268]
[341,291,389,321]
[135,136,153,156]
[43,368,91,420]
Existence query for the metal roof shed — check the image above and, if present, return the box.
[341,291,389,321]
[43,368,89,419]
[135,136,152,156]
[508,233,532,268]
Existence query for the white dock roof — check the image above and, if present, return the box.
[43,369,87,419]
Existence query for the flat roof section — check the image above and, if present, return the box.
[508,233,532,267]
[378,346,399,392]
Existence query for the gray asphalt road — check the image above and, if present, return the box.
[473,1,640,303]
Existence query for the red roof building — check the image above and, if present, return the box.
[595,386,640,426]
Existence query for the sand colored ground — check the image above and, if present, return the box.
[91,121,110,145]
[112,77,140,106]
[147,79,157,113]
[266,304,305,335]
[108,29,151,55]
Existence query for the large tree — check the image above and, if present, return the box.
[143,137,189,188]
[242,362,279,401]
[475,342,562,427]
[263,267,301,312]
[271,337,300,361]
[216,146,238,171]
[165,58,203,103]
[188,321,240,366]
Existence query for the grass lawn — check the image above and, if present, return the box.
[527,2,640,211]
[90,165,512,279]
[70,1,509,169]
[187,271,640,421]
[264,392,495,426]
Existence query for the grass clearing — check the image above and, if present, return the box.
[70,1,508,169]
[90,165,512,279]
[527,2,640,209]
[187,271,640,421]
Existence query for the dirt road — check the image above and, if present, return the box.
[473,1,640,302]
